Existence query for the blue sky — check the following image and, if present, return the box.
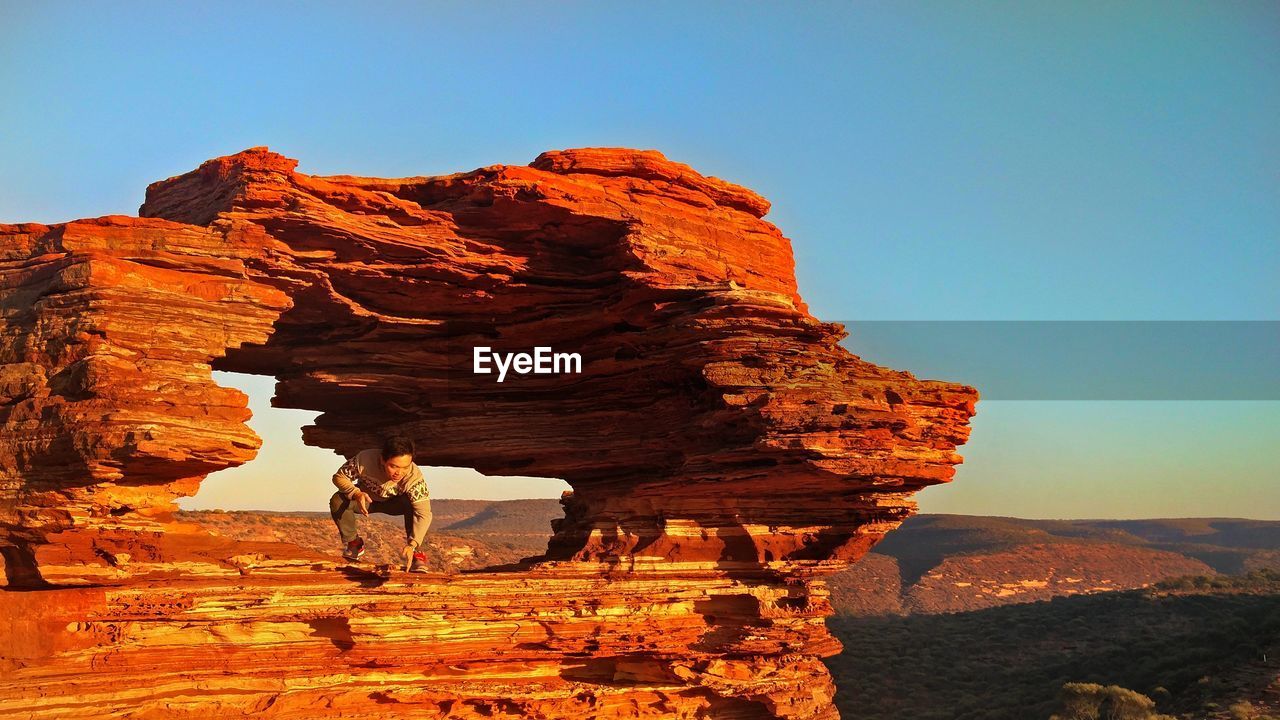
[2,2,1276,517]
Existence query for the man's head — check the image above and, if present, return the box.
[380,435,415,482]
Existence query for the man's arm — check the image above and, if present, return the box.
[332,455,362,498]
[404,465,431,549]
[408,497,432,549]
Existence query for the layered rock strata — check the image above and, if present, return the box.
[0,147,977,718]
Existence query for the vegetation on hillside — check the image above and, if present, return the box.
[825,572,1280,719]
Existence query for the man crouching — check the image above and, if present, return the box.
[329,435,432,572]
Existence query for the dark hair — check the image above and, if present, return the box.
[381,435,414,461]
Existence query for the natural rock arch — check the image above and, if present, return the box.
[0,147,977,718]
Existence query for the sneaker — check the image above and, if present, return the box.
[342,537,365,561]
[409,551,429,573]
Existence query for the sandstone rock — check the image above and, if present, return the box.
[0,147,978,718]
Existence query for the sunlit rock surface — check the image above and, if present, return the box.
[0,147,977,718]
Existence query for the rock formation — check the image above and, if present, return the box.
[0,147,978,718]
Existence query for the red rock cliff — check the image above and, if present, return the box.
[0,147,977,718]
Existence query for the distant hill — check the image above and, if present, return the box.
[877,515,1280,576]
[428,498,564,550]
[838,515,1280,614]
[428,498,564,536]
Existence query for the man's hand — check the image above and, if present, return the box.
[355,491,372,516]
[400,544,415,571]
